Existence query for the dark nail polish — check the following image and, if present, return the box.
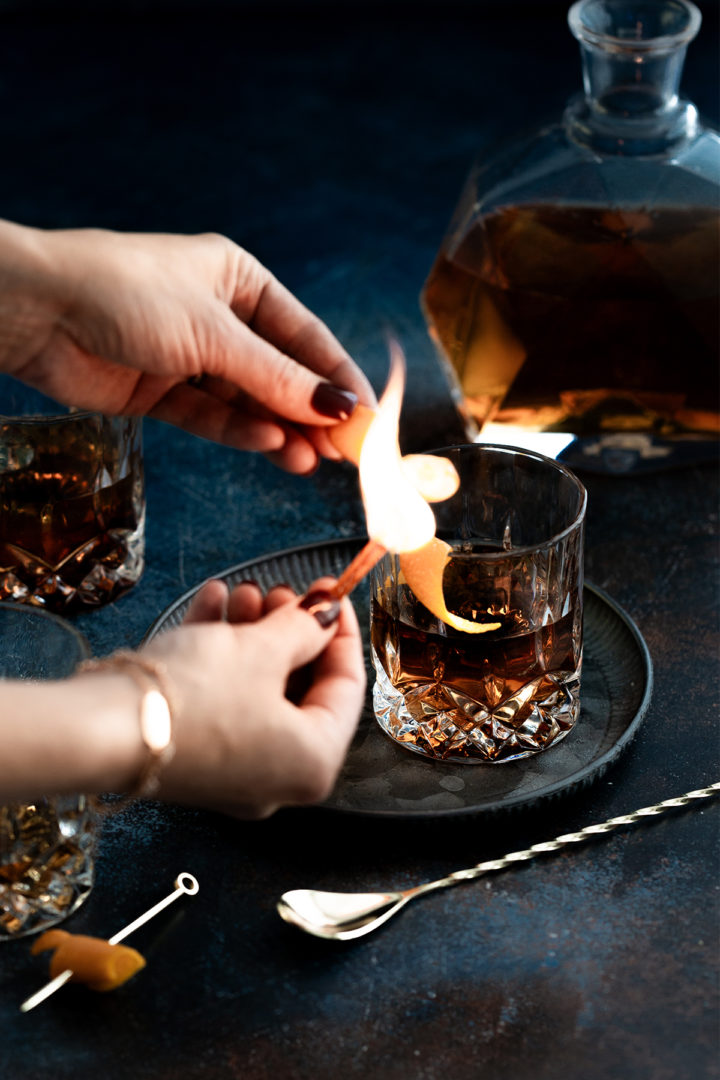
[300,589,341,628]
[311,383,358,421]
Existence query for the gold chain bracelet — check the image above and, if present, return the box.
[78,650,177,808]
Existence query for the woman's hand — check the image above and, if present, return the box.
[140,578,366,818]
[0,221,375,473]
[0,578,365,815]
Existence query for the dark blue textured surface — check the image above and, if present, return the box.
[0,4,718,1078]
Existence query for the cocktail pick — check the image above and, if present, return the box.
[20,871,199,1012]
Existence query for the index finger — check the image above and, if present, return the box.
[230,262,376,405]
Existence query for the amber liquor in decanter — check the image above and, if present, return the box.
[422,0,719,473]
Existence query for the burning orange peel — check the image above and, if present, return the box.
[398,538,501,635]
[31,928,146,992]
[329,381,499,633]
[329,406,460,503]
[328,402,375,466]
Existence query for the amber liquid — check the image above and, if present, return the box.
[371,563,582,761]
[0,447,143,611]
[372,598,577,703]
[422,204,720,437]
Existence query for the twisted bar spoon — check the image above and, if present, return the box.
[278,783,719,941]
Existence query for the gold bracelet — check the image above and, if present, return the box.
[78,650,176,805]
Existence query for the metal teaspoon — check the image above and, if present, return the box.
[277,783,719,941]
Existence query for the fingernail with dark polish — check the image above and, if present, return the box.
[311,383,358,420]
[300,589,341,627]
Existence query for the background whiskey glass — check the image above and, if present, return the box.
[371,444,587,763]
[0,602,97,939]
[0,378,145,612]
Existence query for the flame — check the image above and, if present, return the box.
[359,342,441,553]
[329,405,460,503]
[355,342,500,635]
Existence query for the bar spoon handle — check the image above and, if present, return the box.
[426,782,720,892]
[278,783,720,941]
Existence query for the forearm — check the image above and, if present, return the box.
[0,672,146,802]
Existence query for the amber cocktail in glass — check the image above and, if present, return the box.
[0,383,144,611]
[371,444,586,763]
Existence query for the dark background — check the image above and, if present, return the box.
[0,3,718,1079]
[0,0,716,429]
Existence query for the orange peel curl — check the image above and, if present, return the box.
[399,538,502,635]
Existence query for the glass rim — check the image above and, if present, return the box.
[568,0,702,52]
[426,442,587,557]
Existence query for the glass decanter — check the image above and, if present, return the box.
[422,0,719,474]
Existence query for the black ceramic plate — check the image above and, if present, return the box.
[143,537,653,818]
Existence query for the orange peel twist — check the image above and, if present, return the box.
[398,538,501,635]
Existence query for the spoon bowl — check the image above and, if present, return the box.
[277,888,412,941]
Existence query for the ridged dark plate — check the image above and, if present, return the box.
[143,537,653,818]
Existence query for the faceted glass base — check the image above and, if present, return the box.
[0,523,144,612]
[0,408,145,612]
[373,647,582,764]
[0,796,97,940]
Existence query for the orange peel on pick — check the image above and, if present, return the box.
[399,538,502,634]
[30,929,71,954]
[31,929,146,992]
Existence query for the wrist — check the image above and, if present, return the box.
[56,670,151,797]
[77,652,177,805]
